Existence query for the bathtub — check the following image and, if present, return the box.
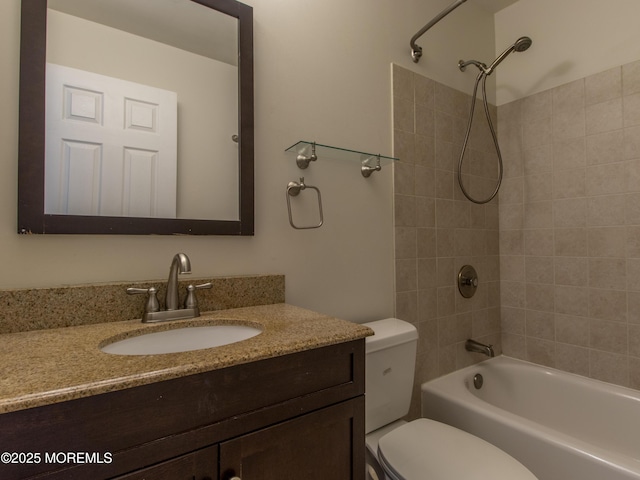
[421,356,640,480]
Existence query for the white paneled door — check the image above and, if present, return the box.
[45,63,178,218]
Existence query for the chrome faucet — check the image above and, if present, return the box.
[127,252,211,323]
[165,253,191,310]
[465,338,495,358]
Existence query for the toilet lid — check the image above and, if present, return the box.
[377,419,538,480]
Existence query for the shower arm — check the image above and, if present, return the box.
[410,0,469,63]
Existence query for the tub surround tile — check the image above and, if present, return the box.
[585,67,621,105]
[0,303,371,414]
[499,58,640,389]
[0,275,285,335]
[396,58,640,396]
[392,65,501,413]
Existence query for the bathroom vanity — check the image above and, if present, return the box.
[0,303,370,479]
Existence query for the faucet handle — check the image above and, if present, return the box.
[127,287,160,313]
[184,282,212,310]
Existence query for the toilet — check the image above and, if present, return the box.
[363,318,537,480]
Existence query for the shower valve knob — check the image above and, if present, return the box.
[457,265,478,299]
[462,277,478,287]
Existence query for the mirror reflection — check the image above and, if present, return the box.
[47,0,239,220]
[18,0,254,235]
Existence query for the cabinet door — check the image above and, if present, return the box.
[220,398,364,480]
[114,445,217,480]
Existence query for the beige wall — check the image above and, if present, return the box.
[495,0,640,106]
[0,0,494,324]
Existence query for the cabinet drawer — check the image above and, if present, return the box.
[114,445,217,480]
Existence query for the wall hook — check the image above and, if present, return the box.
[296,142,318,169]
[361,154,382,178]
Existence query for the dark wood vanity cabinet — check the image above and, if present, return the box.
[0,340,365,480]
[114,445,217,480]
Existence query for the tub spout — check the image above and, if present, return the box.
[465,338,494,358]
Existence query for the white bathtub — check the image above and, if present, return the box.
[421,356,640,480]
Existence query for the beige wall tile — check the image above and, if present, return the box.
[624,93,640,127]
[523,142,553,174]
[555,285,589,317]
[526,310,555,340]
[553,137,586,170]
[623,60,640,96]
[394,194,416,226]
[414,74,434,108]
[586,130,624,165]
[416,104,435,137]
[524,201,553,228]
[526,337,556,367]
[554,228,588,256]
[392,64,414,102]
[588,258,626,290]
[553,107,585,140]
[587,194,626,226]
[525,256,554,284]
[628,292,640,324]
[395,226,417,259]
[626,160,640,192]
[553,168,585,199]
[555,344,590,376]
[626,192,640,225]
[585,67,621,105]
[590,350,629,387]
[416,197,436,228]
[501,333,526,359]
[586,162,626,196]
[555,257,588,286]
[522,90,552,122]
[586,98,622,135]
[415,133,435,167]
[588,226,627,257]
[396,291,418,324]
[415,165,436,198]
[524,228,554,256]
[396,258,417,292]
[526,283,555,312]
[417,258,437,289]
[553,79,585,112]
[624,125,640,159]
[555,314,589,346]
[501,307,525,335]
[501,281,526,308]
[588,288,627,321]
[554,198,587,227]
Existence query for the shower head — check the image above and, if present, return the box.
[514,36,533,52]
[485,36,532,75]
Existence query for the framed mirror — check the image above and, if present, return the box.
[18,0,254,235]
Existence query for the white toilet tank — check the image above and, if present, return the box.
[363,318,418,434]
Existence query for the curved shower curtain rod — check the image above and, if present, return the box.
[410,0,469,63]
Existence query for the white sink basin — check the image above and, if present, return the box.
[101,324,262,355]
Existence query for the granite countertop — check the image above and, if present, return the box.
[0,303,372,414]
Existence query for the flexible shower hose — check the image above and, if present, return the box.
[457,71,503,205]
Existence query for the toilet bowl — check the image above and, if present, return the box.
[363,318,537,480]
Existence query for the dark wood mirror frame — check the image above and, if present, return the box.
[18,0,254,235]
